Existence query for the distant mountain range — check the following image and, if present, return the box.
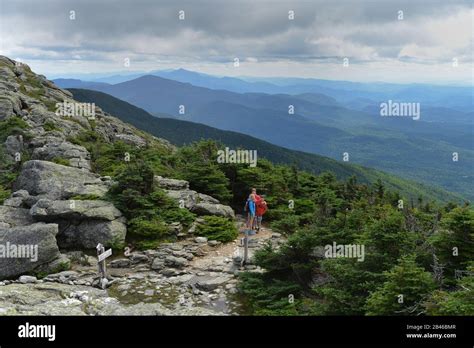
[52,78,109,90]
[68,88,465,203]
[56,73,474,200]
[55,68,473,112]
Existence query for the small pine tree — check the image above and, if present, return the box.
[365,255,436,315]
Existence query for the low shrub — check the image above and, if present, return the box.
[196,215,238,242]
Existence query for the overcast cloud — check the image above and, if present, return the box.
[0,0,472,84]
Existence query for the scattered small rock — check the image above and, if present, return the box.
[195,237,208,244]
[144,289,154,296]
[110,258,131,268]
[18,275,37,284]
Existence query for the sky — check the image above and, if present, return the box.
[0,0,472,85]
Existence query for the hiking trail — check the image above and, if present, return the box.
[0,216,284,315]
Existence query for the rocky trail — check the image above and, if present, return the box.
[0,217,284,315]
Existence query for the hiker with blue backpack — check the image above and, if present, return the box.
[244,188,257,231]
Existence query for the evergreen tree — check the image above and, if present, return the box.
[429,207,474,282]
[425,262,474,315]
[365,255,436,315]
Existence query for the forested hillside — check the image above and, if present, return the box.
[68,88,465,204]
[60,75,474,200]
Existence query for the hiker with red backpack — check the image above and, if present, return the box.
[244,188,268,233]
[254,194,267,232]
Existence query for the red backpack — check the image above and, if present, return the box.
[255,196,267,216]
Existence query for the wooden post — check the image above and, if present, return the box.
[96,243,112,289]
[97,243,105,278]
[242,230,249,266]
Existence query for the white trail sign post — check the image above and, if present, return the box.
[96,243,112,289]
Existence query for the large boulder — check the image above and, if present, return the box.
[2,190,31,208]
[14,160,110,200]
[0,206,34,227]
[30,138,91,170]
[191,202,235,219]
[163,190,221,209]
[29,199,127,249]
[154,176,189,190]
[114,133,147,148]
[56,219,127,249]
[30,199,122,221]
[4,134,23,157]
[0,222,61,279]
[0,94,22,120]
[0,282,106,315]
[165,189,199,209]
[158,176,235,219]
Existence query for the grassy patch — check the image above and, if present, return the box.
[69,194,102,200]
[43,120,61,132]
[51,157,70,166]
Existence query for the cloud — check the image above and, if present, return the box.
[0,0,471,83]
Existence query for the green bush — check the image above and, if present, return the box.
[0,116,29,142]
[52,157,70,166]
[43,120,61,132]
[195,215,238,242]
[160,207,196,227]
[107,161,196,248]
[270,215,300,235]
[127,216,177,249]
[237,272,311,316]
[129,217,169,239]
[0,146,20,203]
[0,185,11,205]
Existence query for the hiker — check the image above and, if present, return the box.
[255,194,267,232]
[244,188,257,230]
[252,190,262,230]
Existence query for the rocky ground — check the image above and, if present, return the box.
[0,217,284,315]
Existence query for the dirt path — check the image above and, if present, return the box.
[190,215,276,271]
